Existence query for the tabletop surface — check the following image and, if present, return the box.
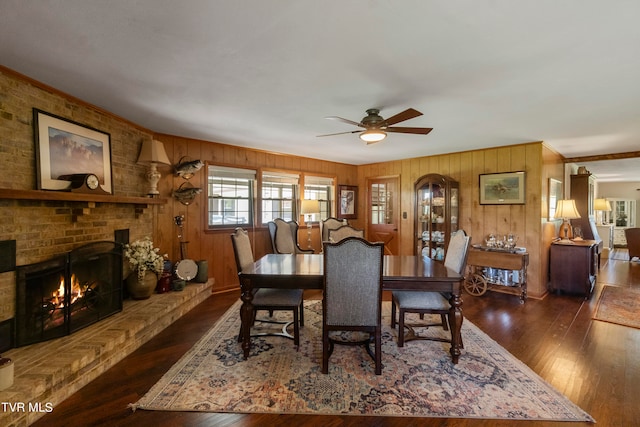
[241,254,461,282]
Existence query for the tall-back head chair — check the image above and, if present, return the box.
[322,237,384,375]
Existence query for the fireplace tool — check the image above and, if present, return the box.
[174,215,198,281]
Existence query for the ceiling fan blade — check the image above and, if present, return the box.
[382,108,423,126]
[325,116,364,127]
[386,126,433,135]
[317,130,363,137]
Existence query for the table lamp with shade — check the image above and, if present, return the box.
[554,199,581,241]
[137,140,171,197]
[593,198,612,225]
[300,199,320,249]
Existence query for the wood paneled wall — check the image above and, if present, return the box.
[357,142,564,298]
[153,134,358,294]
[156,136,564,298]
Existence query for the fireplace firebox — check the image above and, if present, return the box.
[15,241,123,347]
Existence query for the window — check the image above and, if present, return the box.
[207,165,256,228]
[261,172,299,223]
[303,175,334,221]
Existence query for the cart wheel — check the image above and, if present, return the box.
[465,273,488,296]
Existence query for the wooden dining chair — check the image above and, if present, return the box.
[322,237,384,375]
[328,224,364,242]
[391,229,470,347]
[230,228,304,346]
[267,218,314,254]
[320,217,345,242]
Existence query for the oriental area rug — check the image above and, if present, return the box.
[593,285,640,329]
[131,300,593,422]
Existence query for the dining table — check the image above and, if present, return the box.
[238,253,464,363]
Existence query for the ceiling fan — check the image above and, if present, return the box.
[317,108,433,144]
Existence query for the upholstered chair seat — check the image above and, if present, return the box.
[391,229,470,348]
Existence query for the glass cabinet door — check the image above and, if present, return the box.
[415,174,459,260]
[615,200,628,227]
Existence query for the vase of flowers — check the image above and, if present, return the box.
[124,237,164,299]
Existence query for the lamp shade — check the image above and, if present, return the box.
[554,199,581,219]
[301,199,320,215]
[137,140,171,165]
[594,198,612,211]
[359,129,386,143]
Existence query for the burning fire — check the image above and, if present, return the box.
[52,274,84,308]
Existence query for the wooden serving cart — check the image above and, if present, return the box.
[464,246,529,303]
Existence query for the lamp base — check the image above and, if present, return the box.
[558,219,574,240]
[146,162,162,196]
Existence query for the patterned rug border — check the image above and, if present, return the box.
[131,300,594,422]
[593,284,640,329]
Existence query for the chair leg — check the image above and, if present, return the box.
[441,314,449,331]
[299,300,304,327]
[391,297,397,328]
[293,308,300,347]
[374,327,382,375]
[322,329,329,374]
[398,307,405,347]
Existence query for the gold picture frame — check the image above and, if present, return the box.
[479,171,525,205]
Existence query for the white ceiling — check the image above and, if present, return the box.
[1,1,639,181]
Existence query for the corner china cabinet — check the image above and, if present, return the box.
[415,174,459,260]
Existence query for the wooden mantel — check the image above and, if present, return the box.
[0,188,166,205]
[0,188,166,221]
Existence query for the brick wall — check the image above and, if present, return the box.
[0,67,158,322]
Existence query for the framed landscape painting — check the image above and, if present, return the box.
[479,171,525,205]
[33,109,113,193]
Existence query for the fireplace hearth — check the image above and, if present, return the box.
[15,241,123,347]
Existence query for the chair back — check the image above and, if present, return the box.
[323,237,384,327]
[268,218,300,254]
[230,228,255,272]
[328,225,364,242]
[625,228,640,259]
[444,230,471,275]
[321,217,345,242]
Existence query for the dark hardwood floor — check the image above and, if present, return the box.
[32,250,640,427]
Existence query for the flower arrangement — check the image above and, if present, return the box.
[124,237,164,280]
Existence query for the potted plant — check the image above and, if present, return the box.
[123,237,164,299]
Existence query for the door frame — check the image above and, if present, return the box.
[366,175,401,255]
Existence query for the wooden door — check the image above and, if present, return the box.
[367,177,399,255]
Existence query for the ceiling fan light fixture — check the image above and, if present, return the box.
[359,129,387,143]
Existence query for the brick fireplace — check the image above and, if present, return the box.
[15,241,123,347]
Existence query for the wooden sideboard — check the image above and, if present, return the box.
[549,240,598,299]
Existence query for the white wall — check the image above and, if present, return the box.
[597,181,640,226]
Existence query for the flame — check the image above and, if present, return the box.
[52,274,84,307]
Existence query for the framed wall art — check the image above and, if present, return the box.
[548,178,563,220]
[33,109,113,193]
[479,171,525,205]
[338,185,357,219]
